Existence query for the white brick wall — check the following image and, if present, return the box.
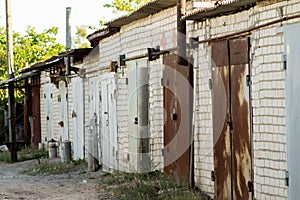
[149,58,164,171]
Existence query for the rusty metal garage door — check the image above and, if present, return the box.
[211,38,253,200]
[163,54,192,183]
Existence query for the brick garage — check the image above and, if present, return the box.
[186,0,300,199]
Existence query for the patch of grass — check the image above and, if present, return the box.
[0,151,11,163]
[0,148,47,163]
[22,158,75,175]
[99,171,210,200]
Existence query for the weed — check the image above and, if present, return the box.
[23,158,74,175]
[99,171,210,200]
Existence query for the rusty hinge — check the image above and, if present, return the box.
[248,181,253,192]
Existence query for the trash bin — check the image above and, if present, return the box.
[61,140,71,163]
[49,143,57,158]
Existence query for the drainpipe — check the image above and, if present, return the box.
[177,0,187,66]
[65,7,72,77]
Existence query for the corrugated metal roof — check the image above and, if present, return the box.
[105,0,177,28]
[0,72,40,88]
[184,0,259,21]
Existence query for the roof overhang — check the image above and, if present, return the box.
[0,72,40,88]
[87,27,120,47]
[184,0,259,21]
[106,0,177,28]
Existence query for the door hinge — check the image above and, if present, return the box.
[283,54,287,70]
[285,170,289,186]
[209,78,212,89]
[211,170,215,182]
[125,78,128,85]
[248,181,253,192]
[246,75,251,86]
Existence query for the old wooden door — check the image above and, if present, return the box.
[163,54,191,183]
[211,38,252,200]
[100,73,118,171]
[72,77,84,160]
[59,80,69,141]
[127,58,150,173]
[44,83,53,141]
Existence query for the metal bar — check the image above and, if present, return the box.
[123,47,177,62]
[198,14,300,44]
[177,0,187,65]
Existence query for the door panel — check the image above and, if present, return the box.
[72,77,84,160]
[212,38,252,200]
[44,83,53,141]
[163,54,191,183]
[127,58,149,172]
[32,77,41,147]
[100,73,118,171]
[59,81,68,141]
[285,24,300,200]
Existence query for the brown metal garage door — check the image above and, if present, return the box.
[163,54,192,183]
[211,38,253,200]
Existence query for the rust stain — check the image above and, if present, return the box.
[212,38,252,200]
[231,65,251,200]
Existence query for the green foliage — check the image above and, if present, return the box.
[99,171,210,200]
[73,25,91,49]
[104,0,152,13]
[0,148,47,163]
[0,26,64,108]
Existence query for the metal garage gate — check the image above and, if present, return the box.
[211,38,253,200]
[163,54,192,183]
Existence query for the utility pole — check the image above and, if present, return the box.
[6,0,17,162]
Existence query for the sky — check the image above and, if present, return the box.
[0,0,118,45]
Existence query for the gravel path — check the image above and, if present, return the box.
[0,159,104,200]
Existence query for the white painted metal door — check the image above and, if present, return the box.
[89,77,100,162]
[59,80,68,141]
[72,77,84,160]
[100,73,118,171]
[44,83,53,141]
[127,58,149,173]
[285,24,300,200]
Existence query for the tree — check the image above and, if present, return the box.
[104,0,152,13]
[73,25,91,49]
[0,26,65,107]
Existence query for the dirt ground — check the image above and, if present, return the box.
[0,159,105,200]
